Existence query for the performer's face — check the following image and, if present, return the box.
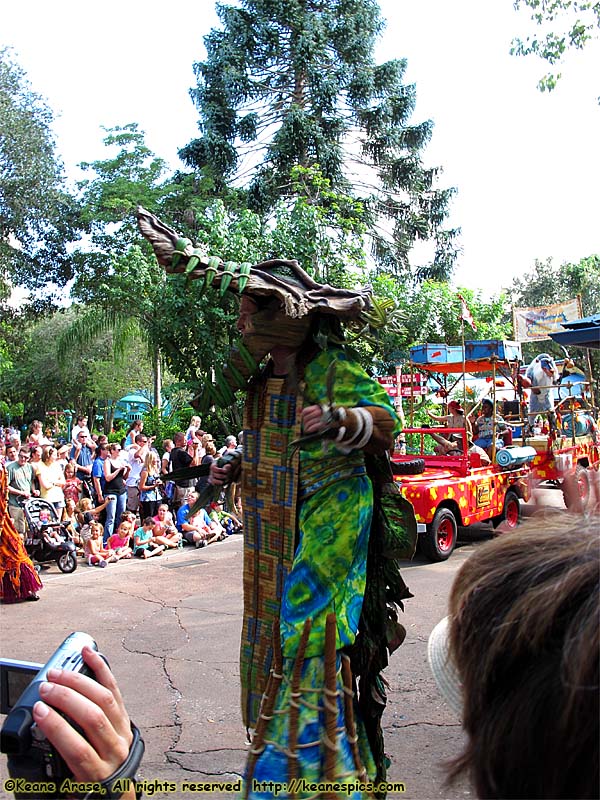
[237,296,259,336]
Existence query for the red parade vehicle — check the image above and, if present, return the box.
[391,340,534,561]
[392,426,531,561]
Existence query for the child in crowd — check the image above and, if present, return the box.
[84,521,117,567]
[62,462,83,504]
[107,520,134,560]
[161,439,173,476]
[76,496,113,527]
[209,501,243,536]
[61,497,82,553]
[185,416,203,444]
[133,517,165,559]
[120,510,138,528]
[38,508,64,547]
[152,504,181,547]
[76,496,114,546]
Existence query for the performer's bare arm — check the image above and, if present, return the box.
[302,404,396,453]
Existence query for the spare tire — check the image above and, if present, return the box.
[391,458,425,476]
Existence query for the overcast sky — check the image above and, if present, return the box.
[3,0,599,298]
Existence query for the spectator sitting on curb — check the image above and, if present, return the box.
[152,504,181,547]
[133,517,165,559]
[209,501,243,535]
[84,521,118,567]
[176,490,220,548]
[107,520,134,560]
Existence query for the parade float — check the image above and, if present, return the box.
[390,340,534,561]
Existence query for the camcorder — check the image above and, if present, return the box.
[0,632,102,797]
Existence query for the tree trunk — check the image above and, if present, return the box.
[88,402,97,432]
[103,404,116,434]
[153,348,162,410]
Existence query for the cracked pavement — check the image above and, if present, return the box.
[0,532,486,799]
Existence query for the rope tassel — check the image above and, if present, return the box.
[244,619,284,798]
[323,613,340,793]
[288,619,313,795]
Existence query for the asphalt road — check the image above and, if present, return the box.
[0,487,566,800]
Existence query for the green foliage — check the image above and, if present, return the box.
[269,165,367,286]
[181,0,459,282]
[77,124,169,247]
[509,254,600,314]
[141,406,188,443]
[370,275,511,371]
[0,48,83,303]
[511,0,600,98]
[0,309,154,425]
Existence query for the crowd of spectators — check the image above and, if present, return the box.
[0,416,243,569]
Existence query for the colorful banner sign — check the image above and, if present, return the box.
[377,375,427,398]
[513,298,581,342]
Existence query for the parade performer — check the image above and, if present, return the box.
[0,468,43,602]
[525,353,559,428]
[138,208,415,798]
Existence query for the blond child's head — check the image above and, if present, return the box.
[90,521,104,539]
[117,521,133,537]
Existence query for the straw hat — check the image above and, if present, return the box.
[427,617,463,715]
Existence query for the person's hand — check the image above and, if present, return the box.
[301,405,329,434]
[208,461,230,486]
[32,646,133,784]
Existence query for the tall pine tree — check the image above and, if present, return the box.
[180,0,459,282]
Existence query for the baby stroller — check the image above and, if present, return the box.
[22,498,78,573]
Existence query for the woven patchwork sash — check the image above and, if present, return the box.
[240,377,302,728]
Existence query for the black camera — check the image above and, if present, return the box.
[0,632,100,796]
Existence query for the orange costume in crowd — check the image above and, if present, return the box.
[0,468,43,602]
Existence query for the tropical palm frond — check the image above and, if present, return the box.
[56,308,143,368]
